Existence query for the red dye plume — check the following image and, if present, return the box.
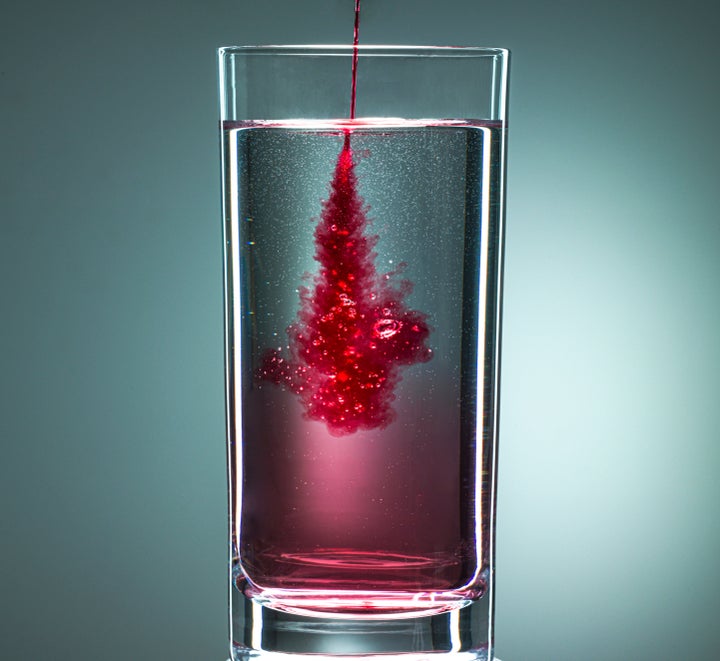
[259,133,432,435]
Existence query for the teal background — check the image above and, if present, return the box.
[2,1,719,659]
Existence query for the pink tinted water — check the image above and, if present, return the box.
[226,121,503,617]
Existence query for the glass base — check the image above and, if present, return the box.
[230,585,493,659]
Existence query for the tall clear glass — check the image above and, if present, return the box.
[219,45,509,660]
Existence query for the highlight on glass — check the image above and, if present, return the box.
[219,45,509,660]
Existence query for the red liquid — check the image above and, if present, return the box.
[257,2,433,436]
[350,0,360,119]
[259,135,432,435]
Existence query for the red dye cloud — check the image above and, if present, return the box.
[259,133,432,435]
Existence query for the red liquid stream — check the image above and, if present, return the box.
[350,0,360,119]
[259,1,432,435]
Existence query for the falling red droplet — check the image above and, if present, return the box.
[259,133,432,435]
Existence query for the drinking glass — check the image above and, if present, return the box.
[218,45,509,660]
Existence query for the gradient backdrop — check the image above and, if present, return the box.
[2,1,719,659]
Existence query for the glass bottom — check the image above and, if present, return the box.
[230,582,493,660]
[229,657,501,661]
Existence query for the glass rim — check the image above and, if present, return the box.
[218,45,509,58]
